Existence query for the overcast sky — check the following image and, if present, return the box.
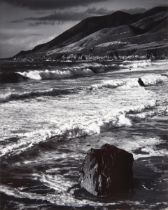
[0,0,167,58]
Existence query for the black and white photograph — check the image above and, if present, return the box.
[0,0,168,209]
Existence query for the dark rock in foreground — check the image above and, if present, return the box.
[80,144,134,196]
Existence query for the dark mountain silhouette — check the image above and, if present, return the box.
[15,6,168,59]
[17,11,140,56]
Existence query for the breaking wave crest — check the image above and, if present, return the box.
[17,68,94,81]
[0,88,75,103]
[0,100,156,158]
[139,74,168,86]
[1,63,117,83]
[0,113,131,158]
[1,73,166,103]
[89,80,125,90]
[120,74,168,89]
[88,73,168,91]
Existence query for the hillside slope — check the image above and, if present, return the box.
[15,6,168,60]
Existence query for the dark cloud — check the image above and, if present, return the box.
[11,8,110,25]
[1,0,107,10]
[123,8,146,14]
[1,0,168,58]
[11,7,147,26]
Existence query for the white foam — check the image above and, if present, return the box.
[88,73,168,92]
[0,99,157,158]
[118,74,168,89]
[18,71,42,80]
[116,136,168,160]
[120,59,168,73]
[17,68,94,81]
[0,113,132,157]
[1,173,166,207]
[0,184,117,207]
[123,60,152,70]
[0,174,145,208]
[120,78,140,89]
[127,100,156,113]
[89,80,125,90]
[140,74,168,86]
[162,72,168,77]
[129,111,156,119]
[0,88,72,103]
[0,74,158,158]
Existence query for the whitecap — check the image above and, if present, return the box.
[140,74,168,86]
[17,68,94,81]
[89,80,125,90]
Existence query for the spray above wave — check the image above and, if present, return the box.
[0,88,75,103]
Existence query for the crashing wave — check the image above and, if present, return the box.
[17,68,94,81]
[88,73,168,92]
[89,80,125,90]
[161,72,168,77]
[0,88,75,103]
[138,74,168,86]
[16,63,118,81]
[123,60,152,69]
[0,99,157,158]
[119,74,168,89]
[0,113,131,158]
[127,100,156,114]
[152,60,168,66]
[119,59,168,73]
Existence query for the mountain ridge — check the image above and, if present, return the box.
[15,6,168,60]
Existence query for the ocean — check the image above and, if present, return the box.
[0,59,168,210]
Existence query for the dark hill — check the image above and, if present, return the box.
[16,11,140,57]
[15,6,168,59]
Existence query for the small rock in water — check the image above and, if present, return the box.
[138,78,146,87]
[80,144,134,196]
